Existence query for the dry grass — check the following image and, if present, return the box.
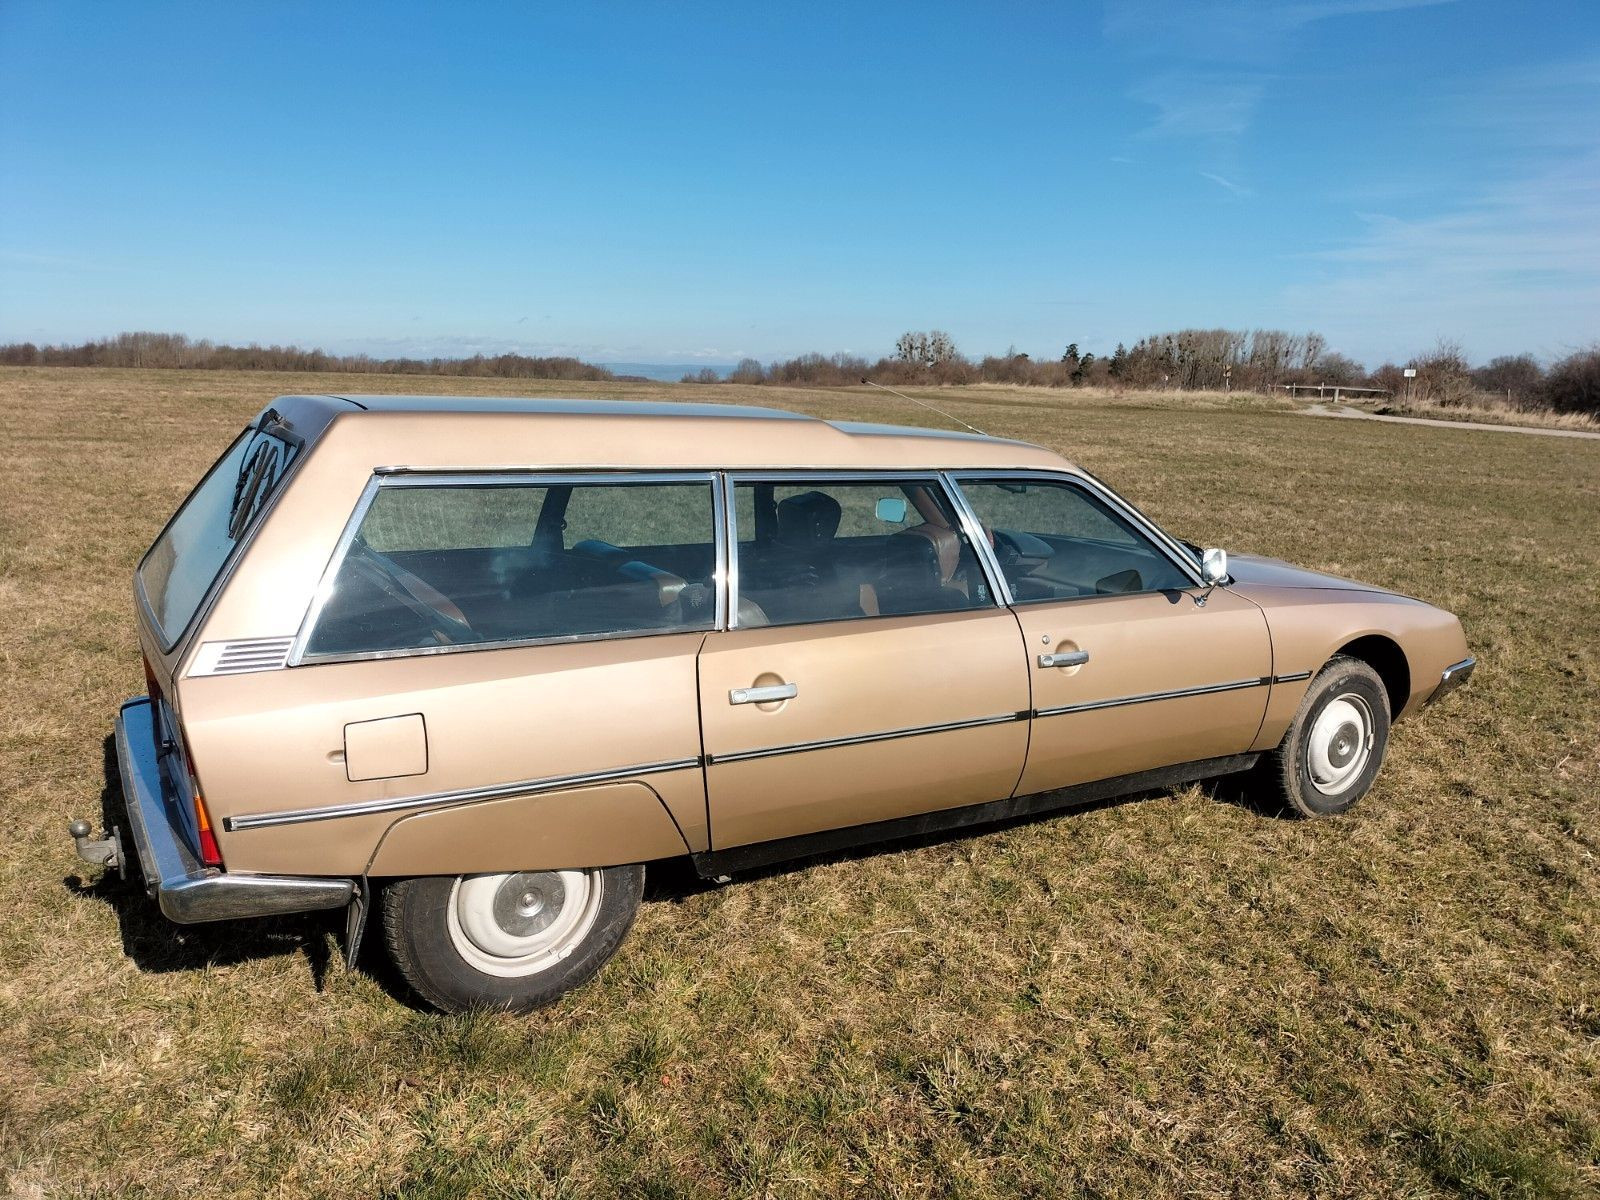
[2,366,1597,1199]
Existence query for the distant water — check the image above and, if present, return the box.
[601,362,733,382]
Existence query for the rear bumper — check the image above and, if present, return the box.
[1429,657,1476,705]
[113,697,354,924]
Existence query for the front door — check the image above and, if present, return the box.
[953,475,1273,795]
[699,476,1030,849]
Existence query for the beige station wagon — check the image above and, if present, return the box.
[71,395,1475,1012]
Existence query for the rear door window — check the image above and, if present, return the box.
[732,478,994,626]
[139,429,297,648]
[302,476,718,659]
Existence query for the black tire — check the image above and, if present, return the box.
[1264,655,1391,818]
[382,865,644,1014]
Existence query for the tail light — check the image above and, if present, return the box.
[178,729,224,868]
[143,652,222,868]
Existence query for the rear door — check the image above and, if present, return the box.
[697,475,1031,850]
[951,473,1272,794]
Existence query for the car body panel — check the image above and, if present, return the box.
[365,780,691,876]
[1009,587,1275,793]
[183,631,710,874]
[696,608,1030,848]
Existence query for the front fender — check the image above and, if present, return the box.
[1236,585,1469,751]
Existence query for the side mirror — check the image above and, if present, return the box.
[875,497,909,524]
[1200,547,1229,586]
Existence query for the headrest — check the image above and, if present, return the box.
[775,491,842,546]
[894,523,961,583]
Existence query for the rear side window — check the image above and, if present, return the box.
[733,478,993,627]
[139,429,297,647]
[303,478,717,659]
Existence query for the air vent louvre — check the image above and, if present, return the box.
[191,637,294,677]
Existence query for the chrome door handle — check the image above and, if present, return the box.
[1038,650,1089,669]
[729,682,798,705]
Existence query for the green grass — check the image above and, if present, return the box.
[1,366,1596,1197]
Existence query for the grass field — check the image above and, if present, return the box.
[2,366,1597,1199]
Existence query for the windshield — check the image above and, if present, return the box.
[138,428,296,648]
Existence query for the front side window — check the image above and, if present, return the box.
[304,478,716,658]
[956,477,1194,601]
[139,428,297,647]
[733,478,992,626]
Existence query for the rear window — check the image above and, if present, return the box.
[138,429,297,647]
[302,477,717,659]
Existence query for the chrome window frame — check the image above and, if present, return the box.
[723,470,1007,630]
[287,470,726,667]
[946,469,1205,603]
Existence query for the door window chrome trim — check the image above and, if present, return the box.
[947,469,1206,595]
[708,710,1030,766]
[287,471,727,667]
[722,470,1005,631]
[224,756,705,832]
[940,470,1014,606]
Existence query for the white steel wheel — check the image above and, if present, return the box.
[1262,655,1392,818]
[445,870,605,978]
[1305,692,1375,796]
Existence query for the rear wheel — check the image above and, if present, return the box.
[1264,655,1391,817]
[382,865,644,1013]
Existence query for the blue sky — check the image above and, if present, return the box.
[1,1,1596,367]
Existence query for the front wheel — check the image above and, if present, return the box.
[382,865,644,1013]
[1264,655,1391,817]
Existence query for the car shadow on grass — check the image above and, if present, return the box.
[63,733,341,989]
[642,768,1289,901]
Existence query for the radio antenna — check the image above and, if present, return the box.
[861,379,988,437]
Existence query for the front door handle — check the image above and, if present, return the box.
[730,682,798,705]
[1038,650,1089,669]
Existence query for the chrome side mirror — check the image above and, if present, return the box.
[1200,547,1229,586]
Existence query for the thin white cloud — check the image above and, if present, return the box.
[1109,0,1460,152]
[1200,170,1254,197]
[1282,145,1600,362]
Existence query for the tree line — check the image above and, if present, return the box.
[696,329,1599,416]
[0,331,615,380]
[5,328,1594,415]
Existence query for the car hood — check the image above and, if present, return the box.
[1226,554,1391,594]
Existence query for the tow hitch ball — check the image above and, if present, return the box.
[69,819,124,875]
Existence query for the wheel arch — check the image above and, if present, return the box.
[1332,634,1410,719]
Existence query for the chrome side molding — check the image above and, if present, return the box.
[225,755,704,832]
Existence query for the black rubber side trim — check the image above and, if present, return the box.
[691,752,1261,878]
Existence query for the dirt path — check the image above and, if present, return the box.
[1302,403,1600,440]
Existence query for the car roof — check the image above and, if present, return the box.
[266,394,1079,473]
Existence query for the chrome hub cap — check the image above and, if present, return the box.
[1306,693,1374,796]
[447,870,604,978]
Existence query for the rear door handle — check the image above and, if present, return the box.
[1038,650,1089,669]
[730,682,798,705]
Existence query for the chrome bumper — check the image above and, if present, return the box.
[109,697,354,924]
[1430,657,1477,704]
